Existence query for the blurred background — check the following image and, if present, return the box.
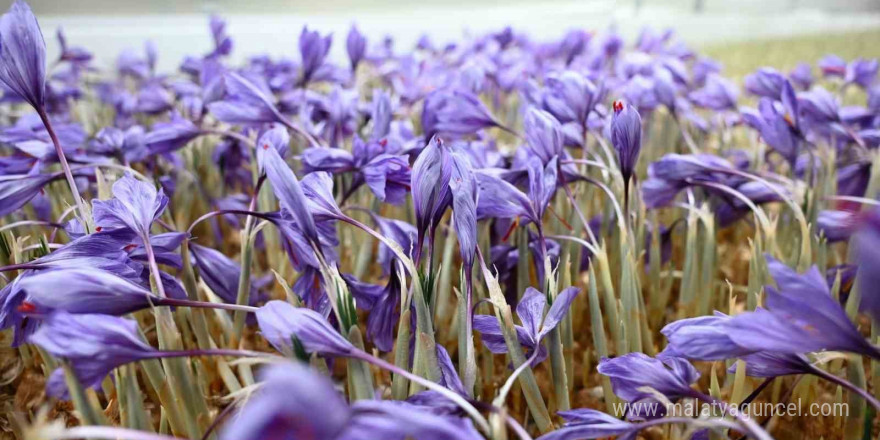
[8,0,880,75]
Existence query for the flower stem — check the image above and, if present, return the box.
[36,109,87,223]
[158,297,258,313]
[810,364,880,413]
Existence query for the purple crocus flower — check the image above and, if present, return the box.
[449,151,478,270]
[688,73,738,111]
[845,58,878,88]
[597,353,699,420]
[475,155,557,228]
[257,141,321,248]
[207,14,232,58]
[18,267,159,316]
[422,90,504,139]
[819,54,847,77]
[817,209,858,243]
[411,136,453,262]
[28,312,157,398]
[221,362,481,440]
[346,24,367,70]
[299,27,332,85]
[144,112,201,155]
[0,1,46,110]
[789,62,813,90]
[610,101,642,186]
[0,173,59,217]
[744,67,785,99]
[741,98,799,164]
[541,70,600,128]
[726,257,880,359]
[92,174,168,239]
[659,312,752,361]
[524,108,564,165]
[343,270,400,352]
[256,300,354,357]
[207,72,286,126]
[91,125,148,163]
[56,27,92,64]
[856,207,880,322]
[190,243,257,305]
[473,286,578,365]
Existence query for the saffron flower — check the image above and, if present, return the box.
[28,312,158,398]
[473,286,578,365]
[610,101,642,187]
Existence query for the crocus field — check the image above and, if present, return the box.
[2,1,880,439]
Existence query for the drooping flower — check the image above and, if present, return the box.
[190,243,257,305]
[0,173,59,217]
[473,286,578,365]
[28,312,158,398]
[658,312,752,361]
[597,353,699,420]
[0,1,46,109]
[726,257,880,360]
[540,70,601,128]
[256,300,354,357]
[610,101,642,185]
[19,267,159,316]
[817,209,858,243]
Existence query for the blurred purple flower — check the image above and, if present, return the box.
[0,1,46,109]
[856,207,880,322]
[0,173,58,217]
[144,112,201,155]
[744,67,785,99]
[221,361,480,440]
[346,24,367,70]
[789,62,813,90]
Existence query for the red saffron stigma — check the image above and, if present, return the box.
[95,226,103,232]
[263,143,270,150]
[124,244,138,252]
[17,302,36,313]
[501,218,519,242]
[613,100,624,114]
